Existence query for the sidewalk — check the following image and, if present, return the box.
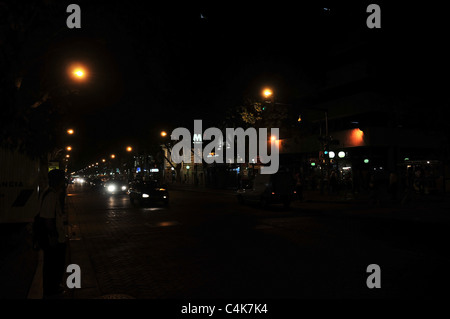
[0,223,38,299]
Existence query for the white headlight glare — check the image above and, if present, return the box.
[107,185,116,192]
[121,186,127,191]
[142,193,149,198]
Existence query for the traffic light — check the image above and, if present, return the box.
[323,144,330,159]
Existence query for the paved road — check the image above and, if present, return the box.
[65,184,450,299]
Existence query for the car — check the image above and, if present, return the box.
[104,179,128,195]
[89,178,104,190]
[128,180,169,206]
[237,170,295,208]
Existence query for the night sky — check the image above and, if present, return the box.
[29,1,449,169]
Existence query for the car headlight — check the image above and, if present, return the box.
[107,185,116,192]
[121,186,127,191]
[142,193,149,198]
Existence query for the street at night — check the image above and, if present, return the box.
[1,1,450,314]
[58,183,450,299]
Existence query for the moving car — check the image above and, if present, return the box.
[128,180,169,206]
[104,179,128,195]
[237,170,295,208]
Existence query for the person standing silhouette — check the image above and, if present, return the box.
[39,169,67,298]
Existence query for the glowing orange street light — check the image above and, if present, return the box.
[74,69,84,78]
[66,154,70,158]
[270,135,277,142]
[111,154,116,159]
[161,131,167,137]
[69,64,88,81]
[102,159,106,163]
[67,129,74,135]
[66,146,72,151]
[263,88,273,99]
[126,146,133,152]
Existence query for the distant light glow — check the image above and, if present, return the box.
[364,159,369,164]
[349,128,364,146]
[329,151,335,159]
[338,151,345,158]
[68,63,88,81]
[263,88,273,98]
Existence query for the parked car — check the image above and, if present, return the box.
[237,170,295,208]
[128,180,169,206]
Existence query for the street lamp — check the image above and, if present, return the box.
[74,69,84,78]
[111,154,116,159]
[263,88,273,99]
[161,131,167,137]
[126,146,133,152]
[69,64,88,82]
[67,129,74,135]
[66,146,72,151]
